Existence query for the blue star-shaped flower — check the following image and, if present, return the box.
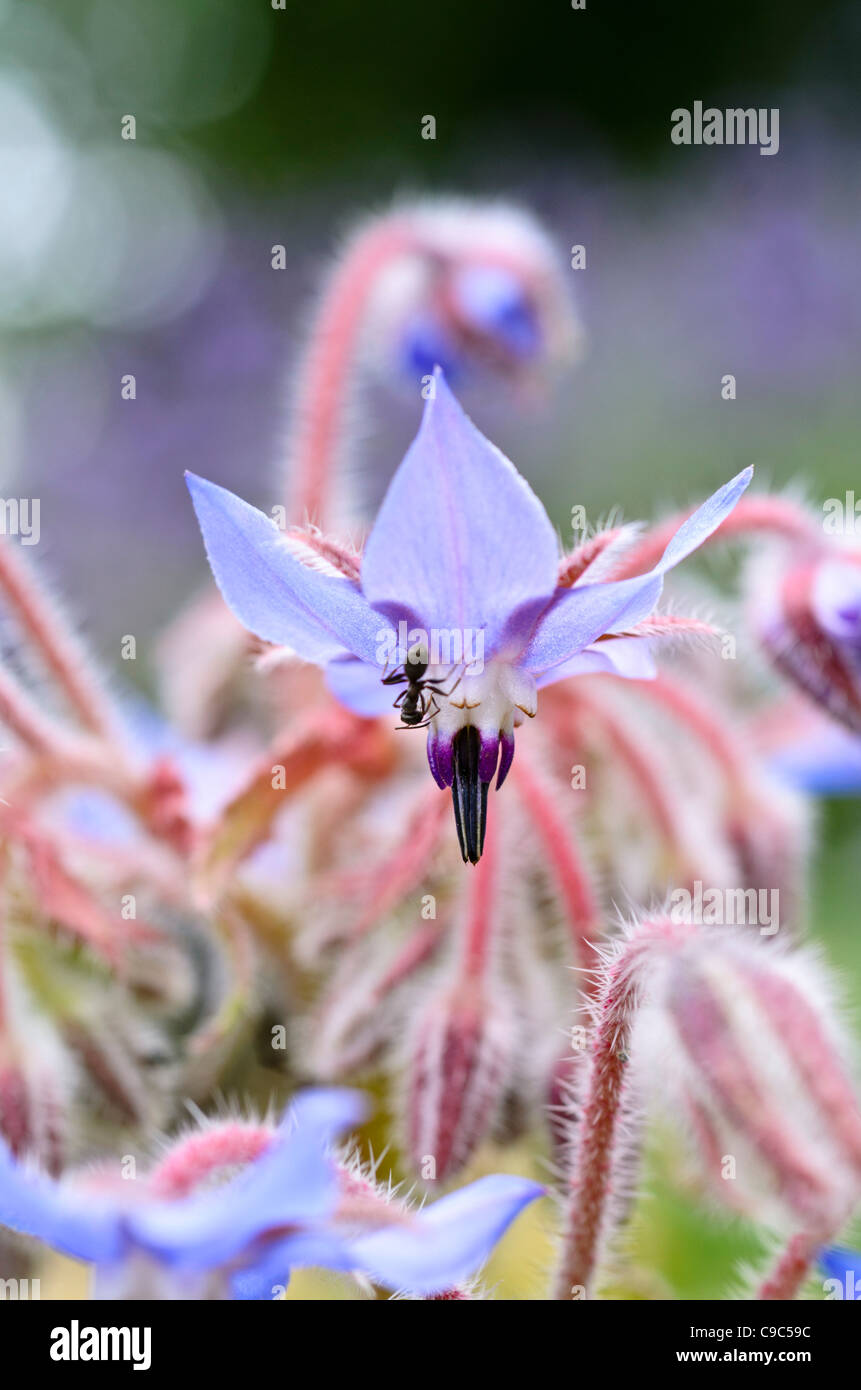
[188,370,751,862]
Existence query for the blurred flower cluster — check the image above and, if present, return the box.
[2,195,861,1302]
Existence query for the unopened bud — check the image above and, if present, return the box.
[753,552,861,734]
[637,928,861,1231]
[404,975,514,1182]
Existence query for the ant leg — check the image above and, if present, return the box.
[407,695,441,731]
[424,670,464,700]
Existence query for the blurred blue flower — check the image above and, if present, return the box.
[401,266,542,379]
[769,721,861,796]
[188,369,751,861]
[819,1246,861,1298]
[0,1087,542,1299]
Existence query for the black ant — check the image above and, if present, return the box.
[382,651,463,730]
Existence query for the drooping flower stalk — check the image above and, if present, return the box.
[0,663,74,761]
[0,539,121,742]
[284,199,578,529]
[332,785,450,948]
[285,216,417,526]
[311,918,445,1078]
[755,1231,821,1301]
[511,753,600,984]
[555,684,695,876]
[553,918,688,1299]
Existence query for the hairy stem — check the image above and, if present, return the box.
[553,918,686,1298]
[285,218,416,526]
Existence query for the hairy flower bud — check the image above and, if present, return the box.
[753,550,861,734]
[635,927,861,1231]
[403,974,514,1183]
[0,994,71,1174]
[361,199,583,387]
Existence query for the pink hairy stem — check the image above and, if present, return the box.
[553,917,692,1298]
[511,754,601,989]
[560,685,692,868]
[756,1231,822,1301]
[339,785,450,945]
[0,664,74,760]
[0,540,121,742]
[286,219,417,527]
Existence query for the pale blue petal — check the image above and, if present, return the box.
[130,1088,366,1271]
[187,473,390,666]
[0,1141,124,1264]
[522,468,752,675]
[536,636,657,687]
[230,1230,356,1300]
[360,371,559,656]
[819,1246,860,1286]
[325,656,395,717]
[347,1175,544,1294]
[769,723,861,796]
[452,266,540,359]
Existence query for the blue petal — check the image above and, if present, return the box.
[0,1141,125,1264]
[819,1246,860,1285]
[230,1230,357,1300]
[187,473,390,666]
[769,722,861,796]
[401,313,460,380]
[326,655,395,717]
[536,636,657,686]
[452,266,540,359]
[347,1174,544,1295]
[130,1088,366,1272]
[522,468,753,677]
[360,371,559,657]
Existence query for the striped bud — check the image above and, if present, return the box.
[404,974,514,1183]
[754,552,861,734]
[636,927,861,1231]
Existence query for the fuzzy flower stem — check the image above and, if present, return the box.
[553,918,689,1299]
[637,675,745,781]
[285,219,417,527]
[0,540,119,740]
[756,1231,821,1301]
[511,756,600,988]
[0,664,73,759]
[612,496,819,581]
[562,687,687,858]
[343,786,450,945]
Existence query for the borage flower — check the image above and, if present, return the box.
[0,1087,542,1300]
[188,371,751,863]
